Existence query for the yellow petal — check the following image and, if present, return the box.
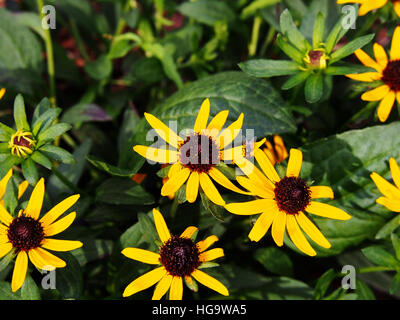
[40,194,80,227]
[0,242,12,259]
[310,186,334,199]
[208,167,249,195]
[306,201,352,220]
[196,235,219,252]
[218,113,244,150]
[345,72,382,82]
[221,145,243,161]
[133,145,179,164]
[207,110,229,135]
[28,247,66,270]
[0,205,13,226]
[271,210,286,246]
[152,208,171,243]
[235,158,276,191]
[373,43,388,68]
[169,276,183,300]
[0,88,5,100]
[123,266,166,297]
[161,167,190,197]
[144,112,183,148]
[391,26,400,61]
[17,180,29,200]
[199,248,224,262]
[41,238,83,252]
[337,0,363,3]
[389,158,400,189]
[0,169,13,199]
[236,176,274,199]
[371,171,400,199]
[394,1,400,18]
[254,148,281,182]
[199,173,225,206]
[44,212,76,236]
[354,49,383,72]
[121,247,161,264]
[12,251,28,292]
[376,197,400,212]
[359,0,387,16]
[194,98,210,133]
[296,212,331,249]
[286,215,316,256]
[225,199,276,215]
[152,274,173,300]
[186,172,199,203]
[167,162,182,178]
[248,209,279,242]
[191,269,229,296]
[180,226,198,239]
[25,178,45,220]
[286,148,303,178]
[361,85,390,102]
[377,90,396,123]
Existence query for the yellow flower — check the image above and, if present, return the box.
[371,157,400,218]
[0,178,82,292]
[225,148,352,256]
[0,88,5,100]
[0,169,29,206]
[121,208,229,300]
[345,26,400,122]
[263,135,289,166]
[337,0,400,17]
[8,130,36,158]
[133,98,249,206]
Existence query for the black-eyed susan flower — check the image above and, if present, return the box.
[263,135,289,166]
[133,98,249,206]
[346,27,400,122]
[0,169,29,206]
[225,148,352,256]
[121,208,229,300]
[0,178,82,292]
[371,157,400,216]
[337,0,400,18]
[0,94,74,184]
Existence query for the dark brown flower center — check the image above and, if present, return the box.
[159,236,200,277]
[382,60,400,92]
[7,216,44,252]
[179,133,220,173]
[274,177,311,215]
[13,135,33,148]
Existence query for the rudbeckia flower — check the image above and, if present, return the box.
[346,27,400,122]
[263,135,289,166]
[337,0,400,18]
[0,178,82,292]
[133,98,249,206]
[371,157,400,217]
[0,169,29,206]
[121,208,229,299]
[225,148,352,256]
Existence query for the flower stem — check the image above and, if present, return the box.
[248,15,262,57]
[37,0,57,108]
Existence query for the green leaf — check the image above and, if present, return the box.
[324,64,375,75]
[71,239,113,266]
[31,107,61,136]
[279,9,310,53]
[254,247,293,277]
[21,274,41,300]
[30,151,52,170]
[375,215,400,240]
[156,164,171,179]
[361,246,399,269]
[299,122,400,256]
[329,34,375,64]
[21,158,38,185]
[199,191,227,221]
[3,177,18,216]
[184,276,198,292]
[240,0,280,19]
[13,94,30,131]
[239,59,300,78]
[392,233,400,260]
[0,122,15,140]
[87,155,137,178]
[390,273,400,295]
[61,103,112,126]
[134,71,296,143]
[305,73,324,103]
[37,123,71,145]
[281,71,310,90]
[138,212,159,246]
[355,279,375,300]
[54,253,83,299]
[313,268,337,299]
[276,34,305,64]
[178,0,235,26]
[0,281,21,300]
[38,145,75,165]
[84,54,112,80]
[0,155,21,178]
[95,177,155,205]
[312,12,325,48]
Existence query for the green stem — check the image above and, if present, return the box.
[248,15,262,57]
[37,0,57,108]
[52,166,85,195]
[69,18,90,62]
[357,266,396,274]
[170,196,179,221]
